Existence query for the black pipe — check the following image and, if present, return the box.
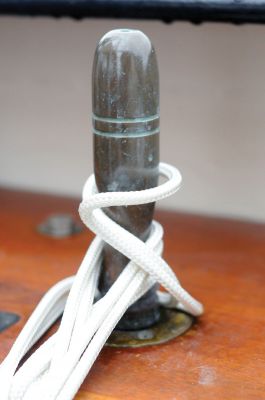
[0,0,265,24]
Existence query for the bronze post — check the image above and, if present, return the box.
[93,29,160,330]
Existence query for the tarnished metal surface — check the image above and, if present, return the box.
[106,308,194,348]
[93,29,160,330]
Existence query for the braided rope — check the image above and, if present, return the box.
[0,162,203,400]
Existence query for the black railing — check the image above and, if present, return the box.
[0,0,265,24]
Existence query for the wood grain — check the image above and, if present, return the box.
[0,188,265,400]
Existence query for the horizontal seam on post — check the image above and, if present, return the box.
[92,113,159,124]
[93,127,159,138]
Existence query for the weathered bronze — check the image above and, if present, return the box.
[93,29,160,330]
[106,309,194,348]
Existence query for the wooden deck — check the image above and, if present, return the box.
[0,188,265,400]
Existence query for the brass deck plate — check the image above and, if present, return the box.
[106,308,194,348]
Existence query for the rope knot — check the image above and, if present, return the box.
[1,162,203,400]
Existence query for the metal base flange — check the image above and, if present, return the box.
[106,307,194,348]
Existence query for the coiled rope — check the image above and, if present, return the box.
[0,162,203,400]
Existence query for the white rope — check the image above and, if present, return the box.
[0,162,203,400]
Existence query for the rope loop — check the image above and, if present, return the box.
[0,162,203,400]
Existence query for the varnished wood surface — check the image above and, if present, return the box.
[0,188,265,400]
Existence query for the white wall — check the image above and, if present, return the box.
[0,17,264,222]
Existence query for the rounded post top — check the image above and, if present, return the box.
[92,29,159,121]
